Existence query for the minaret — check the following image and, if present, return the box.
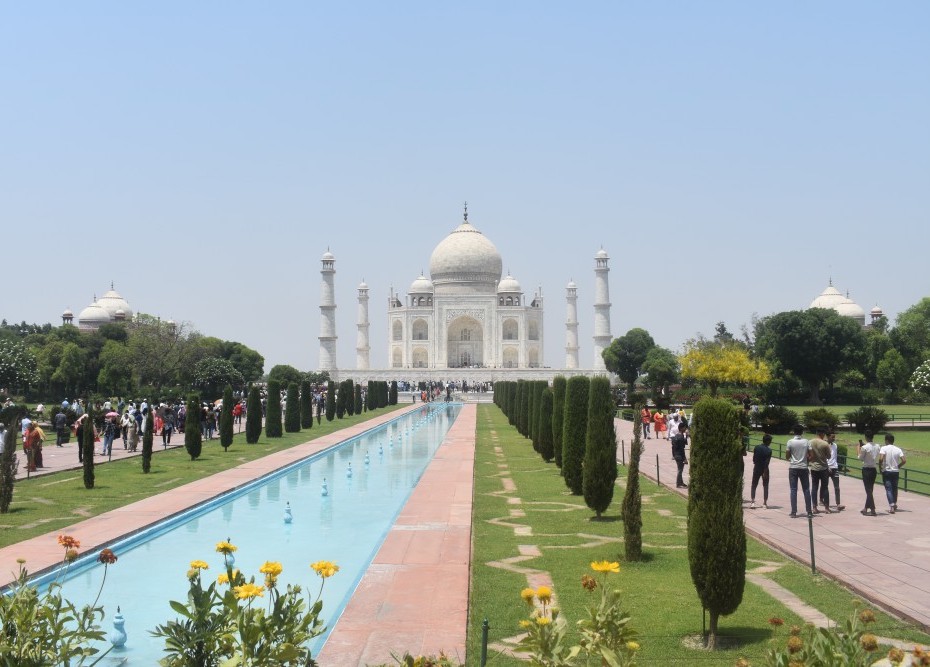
[565,280,579,369]
[592,248,612,371]
[356,280,370,370]
[318,250,338,373]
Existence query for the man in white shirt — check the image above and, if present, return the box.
[857,431,881,516]
[826,431,845,511]
[785,425,813,518]
[878,433,906,514]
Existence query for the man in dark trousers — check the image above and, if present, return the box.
[750,434,773,509]
[671,424,689,488]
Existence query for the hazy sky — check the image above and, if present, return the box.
[3,3,928,373]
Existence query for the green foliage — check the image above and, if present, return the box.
[802,407,840,433]
[602,328,656,393]
[142,409,154,473]
[284,382,301,433]
[529,381,546,451]
[354,383,363,415]
[582,377,618,517]
[537,388,555,462]
[266,381,283,437]
[763,605,884,667]
[513,381,524,431]
[220,386,234,450]
[345,379,356,416]
[688,397,746,648]
[910,359,930,393]
[622,410,643,562]
[0,415,19,513]
[325,381,336,421]
[890,296,930,371]
[846,406,889,434]
[192,357,244,401]
[520,380,531,438]
[876,348,910,391]
[551,376,566,468]
[389,381,398,405]
[752,405,799,435]
[0,339,38,391]
[561,376,590,495]
[184,396,203,461]
[335,380,348,419]
[267,363,303,386]
[83,408,95,489]
[299,380,314,429]
[245,386,262,444]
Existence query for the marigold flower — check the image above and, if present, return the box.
[888,647,906,665]
[626,641,640,652]
[97,548,117,565]
[858,609,876,624]
[581,574,597,591]
[65,549,79,562]
[535,616,551,626]
[259,561,283,577]
[215,540,238,555]
[768,617,784,626]
[860,633,878,652]
[218,573,230,585]
[58,535,81,550]
[190,560,209,570]
[310,560,339,578]
[536,586,552,604]
[520,588,536,605]
[234,583,265,599]
[787,636,803,654]
[519,620,532,629]
[590,560,620,574]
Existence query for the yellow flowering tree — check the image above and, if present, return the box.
[679,340,770,398]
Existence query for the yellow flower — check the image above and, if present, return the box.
[217,573,230,585]
[215,540,238,555]
[858,609,876,624]
[310,560,339,578]
[535,586,552,604]
[860,633,878,652]
[259,561,283,577]
[535,616,551,626]
[626,641,640,652]
[520,588,536,605]
[787,636,803,654]
[519,620,532,629]
[234,583,265,600]
[190,560,209,571]
[591,560,620,574]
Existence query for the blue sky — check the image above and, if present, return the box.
[2,2,928,372]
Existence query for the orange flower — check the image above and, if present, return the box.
[97,548,117,565]
[581,574,597,591]
[768,617,784,626]
[58,535,80,550]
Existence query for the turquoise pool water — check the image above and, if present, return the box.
[38,403,462,664]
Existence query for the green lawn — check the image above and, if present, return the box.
[0,406,403,548]
[786,404,930,421]
[467,405,930,666]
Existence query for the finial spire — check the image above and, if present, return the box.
[111,280,114,289]
[463,201,468,223]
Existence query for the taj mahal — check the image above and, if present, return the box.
[320,209,613,383]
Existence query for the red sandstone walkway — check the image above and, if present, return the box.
[614,418,930,631]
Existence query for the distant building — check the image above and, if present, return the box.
[809,280,883,327]
[62,283,135,332]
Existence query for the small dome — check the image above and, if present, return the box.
[97,287,133,320]
[809,284,846,310]
[497,273,522,293]
[595,248,609,259]
[322,250,335,261]
[409,273,434,293]
[835,299,865,319]
[78,301,111,329]
[870,305,884,316]
[62,308,73,317]
[358,280,369,290]
[566,280,577,289]
[114,309,126,320]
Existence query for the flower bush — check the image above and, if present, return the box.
[152,539,334,666]
[911,360,930,394]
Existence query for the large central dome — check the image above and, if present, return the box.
[429,220,503,294]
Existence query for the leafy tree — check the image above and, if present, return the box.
[245,386,262,444]
[911,359,930,394]
[680,340,771,399]
[551,376,567,468]
[754,309,865,404]
[284,382,300,432]
[96,339,133,395]
[184,395,203,461]
[0,404,23,513]
[0,339,38,393]
[602,328,655,394]
[354,383,363,415]
[890,297,930,372]
[127,317,197,392]
[536,388,555,462]
[863,325,892,387]
[641,346,680,399]
[303,370,331,385]
[220,385,234,450]
[193,357,245,401]
[83,408,96,488]
[876,349,910,392]
[561,376,590,494]
[266,380,283,437]
[622,404,644,561]
[688,397,746,649]
[325,381,336,421]
[222,341,265,383]
[582,377,617,517]
[268,364,303,386]
[299,380,314,429]
[142,409,154,473]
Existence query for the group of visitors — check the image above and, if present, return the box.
[640,407,689,440]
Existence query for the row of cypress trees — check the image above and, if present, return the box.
[494,375,617,517]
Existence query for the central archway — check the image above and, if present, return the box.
[446,316,483,368]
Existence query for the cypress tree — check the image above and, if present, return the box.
[184,395,202,461]
[325,381,336,421]
[519,381,530,437]
[582,377,618,517]
[0,421,17,513]
[285,382,301,432]
[365,381,373,411]
[354,383,363,414]
[266,380,283,437]
[220,385,234,450]
[336,380,347,418]
[508,383,518,423]
[552,376,567,468]
[622,403,644,561]
[531,381,547,450]
[142,409,154,472]
[389,381,398,405]
[300,380,314,429]
[561,376,590,494]
[688,397,746,649]
[245,385,262,444]
[511,381,522,429]
[345,379,356,416]
[528,381,539,445]
[537,388,555,462]
[82,408,95,489]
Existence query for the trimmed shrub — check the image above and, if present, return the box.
[529,381,546,450]
[83,408,95,489]
[245,386,262,444]
[389,381,398,405]
[688,397,746,649]
[266,380,283,437]
[325,381,336,421]
[582,377,618,517]
[220,385,234,450]
[537,388,554,462]
[622,404,644,561]
[184,395,203,461]
[285,382,300,433]
[0,419,18,512]
[300,380,314,429]
[335,380,347,419]
[752,405,798,435]
[561,376,590,494]
[354,383,363,414]
[802,407,841,433]
[551,376,566,468]
[142,410,154,472]
[519,381,530,438]
[846,406,889,434]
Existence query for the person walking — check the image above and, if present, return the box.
[641,406,652,439]
[879,434,906,514]
[653,410,667,439]
[857,431,880,516]
[750,434,773,509]
[24,422,42,471]
[671,424,689,488]
[809,428,832,514]
[54,408,68,447]
[826,431,845,511]
[786,425,812,518]
[101,415,119,457]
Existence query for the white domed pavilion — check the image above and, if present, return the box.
[65,283,134,332]
[809,281,866,326]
